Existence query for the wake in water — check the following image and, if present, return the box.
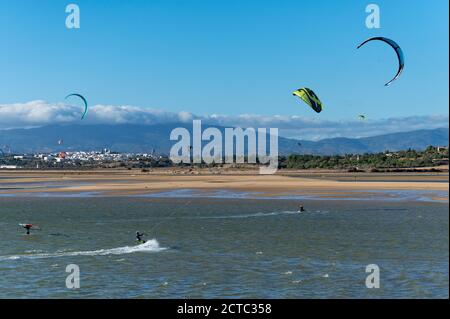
[0,239,166,261]
[183,210,301,220]
[183,209,332,219]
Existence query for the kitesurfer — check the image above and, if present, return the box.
[136,231,146,243]
[22,224,32,235]
[299,205,305,212]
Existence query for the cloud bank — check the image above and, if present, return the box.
[1,100,448,140]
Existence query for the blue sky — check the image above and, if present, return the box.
[0,0,448,138]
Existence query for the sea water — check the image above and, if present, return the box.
[0,194,448,298]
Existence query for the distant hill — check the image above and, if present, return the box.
[0,124,448,155]
[285,128,449,155]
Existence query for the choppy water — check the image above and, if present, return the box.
[0,195,448,298]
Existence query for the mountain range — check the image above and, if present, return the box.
[0,124,448,155]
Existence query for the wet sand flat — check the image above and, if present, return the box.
[0,169,448,201]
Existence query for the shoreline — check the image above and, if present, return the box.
[0,169,448,202]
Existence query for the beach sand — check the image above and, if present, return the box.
[0,168,448,200]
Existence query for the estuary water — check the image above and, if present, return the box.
[0,194,448,298]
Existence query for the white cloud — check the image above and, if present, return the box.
[0,100,448,140]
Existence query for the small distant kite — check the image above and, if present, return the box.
[65,93,88,120]
[57,139,64,145]
[357,37,404,86]
[358,115,366,121]
[293,88,324,113]
[2,145,11,154]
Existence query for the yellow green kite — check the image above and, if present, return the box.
[293,88,324,113]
